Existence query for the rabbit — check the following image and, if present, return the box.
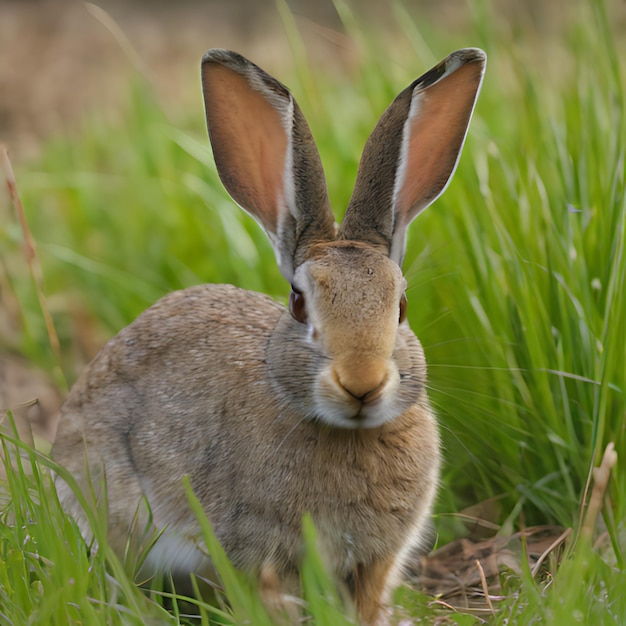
[52,47,486,624]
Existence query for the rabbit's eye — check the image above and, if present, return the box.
[399,292,408,324]
[289,287,308,324]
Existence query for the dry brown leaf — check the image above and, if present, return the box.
[411,525,568,612]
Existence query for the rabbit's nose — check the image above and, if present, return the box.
[334,357,388,404]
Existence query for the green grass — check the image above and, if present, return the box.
[1,0,625,622]
[0,428,170,625]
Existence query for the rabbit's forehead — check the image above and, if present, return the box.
[300,244,405,295]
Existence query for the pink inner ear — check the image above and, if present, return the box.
[396,62,483,222]
[203,64,289,234]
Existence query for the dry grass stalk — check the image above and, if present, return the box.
[0,145,64,387]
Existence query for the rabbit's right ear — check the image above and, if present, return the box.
[201,50,336,282]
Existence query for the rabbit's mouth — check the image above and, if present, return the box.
[313,362,404,429]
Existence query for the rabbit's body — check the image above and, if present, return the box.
[53,48,485,624]
[55,281,438,577]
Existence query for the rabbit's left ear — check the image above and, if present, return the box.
[339,48,486,265]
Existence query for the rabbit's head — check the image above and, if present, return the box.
[201,49,485,429]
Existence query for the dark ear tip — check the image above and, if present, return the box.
[414,47,486,91]
[452,47,487,66]
[201,48,248,70]
[201,48,292,103]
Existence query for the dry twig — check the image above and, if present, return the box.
[580,442,618,543]
[474,559,495,615]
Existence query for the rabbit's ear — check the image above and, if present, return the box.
[339,48,486,265]
[201,49,336,282]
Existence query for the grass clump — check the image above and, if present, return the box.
[0,429,172,625]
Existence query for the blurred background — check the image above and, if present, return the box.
[2,0,616,158]
[1,2,625,615]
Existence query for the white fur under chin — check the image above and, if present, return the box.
[313,366,403,429]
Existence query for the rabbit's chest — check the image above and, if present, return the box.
[311,498,417,576]
[278,431,430,568]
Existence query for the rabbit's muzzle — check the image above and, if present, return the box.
[316,354,403,429]
[334,354,391,402]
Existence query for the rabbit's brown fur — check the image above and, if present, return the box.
[53,48,485,624]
